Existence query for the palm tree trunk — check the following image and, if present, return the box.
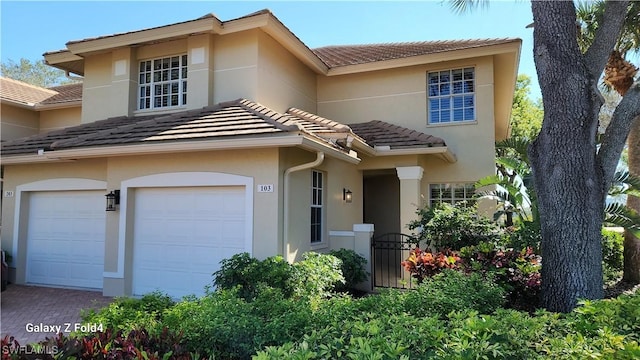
[623,116,640,284]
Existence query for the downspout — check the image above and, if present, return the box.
[283,152,325,261]
[65,71,84,82]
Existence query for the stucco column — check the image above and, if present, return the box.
[353,223,374,292]
[396,166,424,233]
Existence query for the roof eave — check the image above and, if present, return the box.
[65,17,222,56]
[220,11,328,74]
[326,40,522,76]
[260,16,328,74]
[1,98,37,110]
[2,132,359,164]
[35,101,82,111]
[373,146,457,163]
[299,137,361,164]
[43,11,329,76]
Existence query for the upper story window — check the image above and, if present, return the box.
[311,170,324,244]
[428,67,475,124]
[138,55,188,110]
[429,183,476,207]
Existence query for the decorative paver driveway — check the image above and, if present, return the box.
[1,285,113,345]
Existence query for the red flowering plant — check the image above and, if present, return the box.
[401,248,462,284]
[459,242,541,311]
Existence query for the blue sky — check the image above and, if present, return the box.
[0,1,539,99]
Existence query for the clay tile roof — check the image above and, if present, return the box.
[313,38,518,68]
[0,77,57,105]
[349,120,445,149]
[0,77,82,107]
[285,108,351,133]
[41,83,83,105]
[1,99,355,156]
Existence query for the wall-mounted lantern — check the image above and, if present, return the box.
[343,188,353,203]
[105,190,120,211]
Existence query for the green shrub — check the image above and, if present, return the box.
[602,228,624,284]
[213,253,294,301]
[407,202,502,250]
[162,287,314,360]
[403,269,505,317]
[162,288,259,359]
[255,292,640,360]
[291,252,345,301]
[505,221,541,252]
[80,290,174,333]
[328,248,368,292]
[459,242,541,311]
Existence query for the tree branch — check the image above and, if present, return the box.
[584,0,629,79]
[598,83,640,192]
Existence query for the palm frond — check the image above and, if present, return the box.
[604,202,640,237]
[496,137,531,165]
[447,0,489,15]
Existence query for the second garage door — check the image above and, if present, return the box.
[132,186,248,298]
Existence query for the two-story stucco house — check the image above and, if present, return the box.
[0,9,520,298]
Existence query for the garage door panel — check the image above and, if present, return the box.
[27,191,106,289]
[133,186,249,298]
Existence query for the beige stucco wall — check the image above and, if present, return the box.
[213,31,259,104]
[39,107,82,133]
[320,56,497,203]
[81,36,219,123]
[281,149,362,262]
[102,149,281,295]
[1,104,39,141]
[256,32,317,113]
[0,146,364,295]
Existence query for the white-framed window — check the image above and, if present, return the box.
[429,183,476,207]
[138,55,188,110]
[427,67,475,124]
[311,170,324,244]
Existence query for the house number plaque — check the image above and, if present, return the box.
[257,184,274,193]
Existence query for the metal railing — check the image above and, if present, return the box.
[371,233,418,289]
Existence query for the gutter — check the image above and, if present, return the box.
[2,133,361,165]
[1,98,37,110]
[282,151,325,261]
[373,146,457,163]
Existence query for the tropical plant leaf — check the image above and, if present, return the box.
[496,137,531,165]
[604,202,640,237]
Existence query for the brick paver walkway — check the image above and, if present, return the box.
[1,285,113,345]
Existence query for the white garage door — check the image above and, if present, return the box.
[132,186,248,298]
[26,191,106,289]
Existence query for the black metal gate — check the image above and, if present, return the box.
[371,233,418,289]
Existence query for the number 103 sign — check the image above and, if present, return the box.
[258,184,274,193]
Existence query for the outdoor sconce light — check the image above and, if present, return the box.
[105,190,120,211]
[343,188,353,203]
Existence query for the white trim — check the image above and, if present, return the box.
[317,90,425,105]
[353,223,375,233]
[213,65,258,73]
[108,172,254,278]
[12,178,107,269]
[329,230,355,237]
[396,166,424,181]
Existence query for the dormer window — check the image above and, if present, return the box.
[427,67,475,124]
[138,55,188,110]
